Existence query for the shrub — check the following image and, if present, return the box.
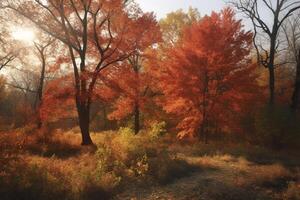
[80,183,111,200]
[148,150,197,184]
[0,161,69,200]
[81,169,120,199]
[148,121,167,140]
[254,105,300,149]
[283,181,300,200]
[130,154,149,176]
[95,146,113,176]
[95,129,150,178]
[110,127,145,164]
[94,145,123,176]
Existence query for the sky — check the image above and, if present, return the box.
[135,0,226,19]
[135,0,275,32]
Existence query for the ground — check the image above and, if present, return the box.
[115,144,300,200]
[0,128,299,200]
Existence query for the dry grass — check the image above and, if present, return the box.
[0,127,299,200]
[166,145,299,200]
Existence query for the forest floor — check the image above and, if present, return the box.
[1,128,300,200]
[115,144,300,200]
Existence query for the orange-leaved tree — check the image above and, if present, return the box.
[156,8,259,142]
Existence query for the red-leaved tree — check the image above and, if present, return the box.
[155,8,259,142]
[107,20,161,134]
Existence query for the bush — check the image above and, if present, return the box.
[0,161,69,200]
[94,127,198,183]
[148,150,197,184]
[254,105,300,149]
[95,146,113,176]
[95,128,150,178]
[94,145,124,182]
[148,121,167,140]
[80,167,120,200]
[109,127,146,165]
[283,181,300,200]
[130,154,149,176]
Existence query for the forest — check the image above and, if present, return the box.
[0,0,299,199]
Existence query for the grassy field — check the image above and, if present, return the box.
[0,127,299,200]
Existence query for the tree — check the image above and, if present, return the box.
[282,14,300,110]
[156,8,258,141]
[0,13,16,71]
[231,0,300,105]
[107,16,161,134]
[159,7,200,45]
[0,48,15,71]
[33,34,56,128]
[3,0,160,145]
[107,54,153,134]
[4,21,59,128]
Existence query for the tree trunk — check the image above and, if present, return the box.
[199,122,208,144]
[134,102,140,134]
[291,50,300,111]
[201,71,209,144]
[77,50,93,145]
[204,133,208,144]
[36,70,45,128]
[78,105,93,145]
[132,55,140,135]
[103,105,108,130]
[269,66,275,105]
[268,39,276,106]
[34,47,47,129]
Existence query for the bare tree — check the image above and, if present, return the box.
[282,14,300,110]
[0,14,16,71]
[33,35,56,128]
[230,0,300,105]
[0,52,15,71]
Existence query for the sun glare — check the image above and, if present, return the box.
[12,27,36,43]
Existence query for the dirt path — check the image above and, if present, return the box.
[114,171,210,200]
[113,154,279,200]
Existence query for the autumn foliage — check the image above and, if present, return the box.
[153,8,260,140]
[0,1,298,147]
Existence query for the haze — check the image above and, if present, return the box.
[135,0,226,18]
